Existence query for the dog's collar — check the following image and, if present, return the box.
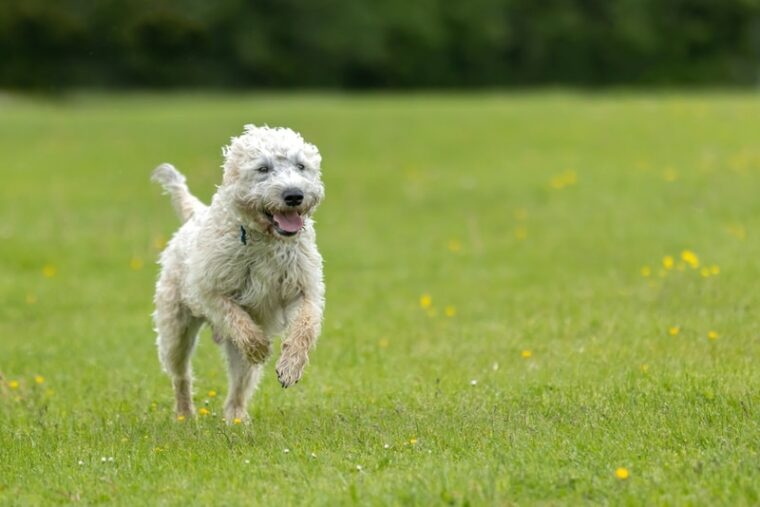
[239,225,266,245]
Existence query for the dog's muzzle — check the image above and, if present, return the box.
[262,188,308,236]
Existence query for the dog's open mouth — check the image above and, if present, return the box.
[264,210,304,237]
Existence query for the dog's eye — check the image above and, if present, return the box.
[296,163,305,171]
[257,166,270,174]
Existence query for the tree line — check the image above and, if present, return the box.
[1,0,759,90]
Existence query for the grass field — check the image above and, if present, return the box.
[2,92,760,505]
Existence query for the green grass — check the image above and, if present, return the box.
[2,92,760,505]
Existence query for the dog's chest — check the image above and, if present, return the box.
[233,243,302,313]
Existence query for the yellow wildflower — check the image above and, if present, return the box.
[34,375,45,384]
[663,167,678,182]
[129,257,144,271]
[198,408,210,416]
[710,265,720,275]
[707,330,719,341]
[681,250,699,269]
[233,418,242,425]
[409,438,417,445]
[514,227,527,241]
[662,256,674,270]
[640,266,651,277]
[550,176,564,189]
[447,239,462,253]
[8,380,19,389]
[729,152,751,172]
[640,364,649,373]
[444,306,456,317]
[615,467,630,480]
[668,326,680,336]
[521,350,533,359]
[549,170,577,189]
[42,264,57,278]
[176,415,186,422]
[208,390,217,398]
[420,294,432,310]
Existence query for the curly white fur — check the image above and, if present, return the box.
[152,125,325,422]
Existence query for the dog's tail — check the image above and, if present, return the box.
[151,163,206,223]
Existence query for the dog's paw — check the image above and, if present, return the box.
[241,339,271,364]
[224,405,251,425]
[175,406,196,420]
[275,350,308,388]
[235,329,271,364]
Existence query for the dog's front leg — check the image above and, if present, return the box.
[205,294,271,364]
[276,298,322,388]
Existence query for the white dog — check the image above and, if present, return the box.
[151,125,325,422]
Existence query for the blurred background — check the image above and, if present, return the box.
[2,0,760,91]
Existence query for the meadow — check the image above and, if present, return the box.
[1,92,759,505]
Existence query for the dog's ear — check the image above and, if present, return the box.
[221,134,244,184]
[222,157,239,185]
[222,125,263,185]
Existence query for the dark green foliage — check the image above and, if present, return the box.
[1,0,759,89]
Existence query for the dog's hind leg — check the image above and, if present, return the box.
[154,281,202,417]
[222,339,263,423]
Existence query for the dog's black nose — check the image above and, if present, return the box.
[283,188,304,207]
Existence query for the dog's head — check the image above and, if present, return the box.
[222,125,324,239]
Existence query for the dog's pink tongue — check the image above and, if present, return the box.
[273,211,304,233]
